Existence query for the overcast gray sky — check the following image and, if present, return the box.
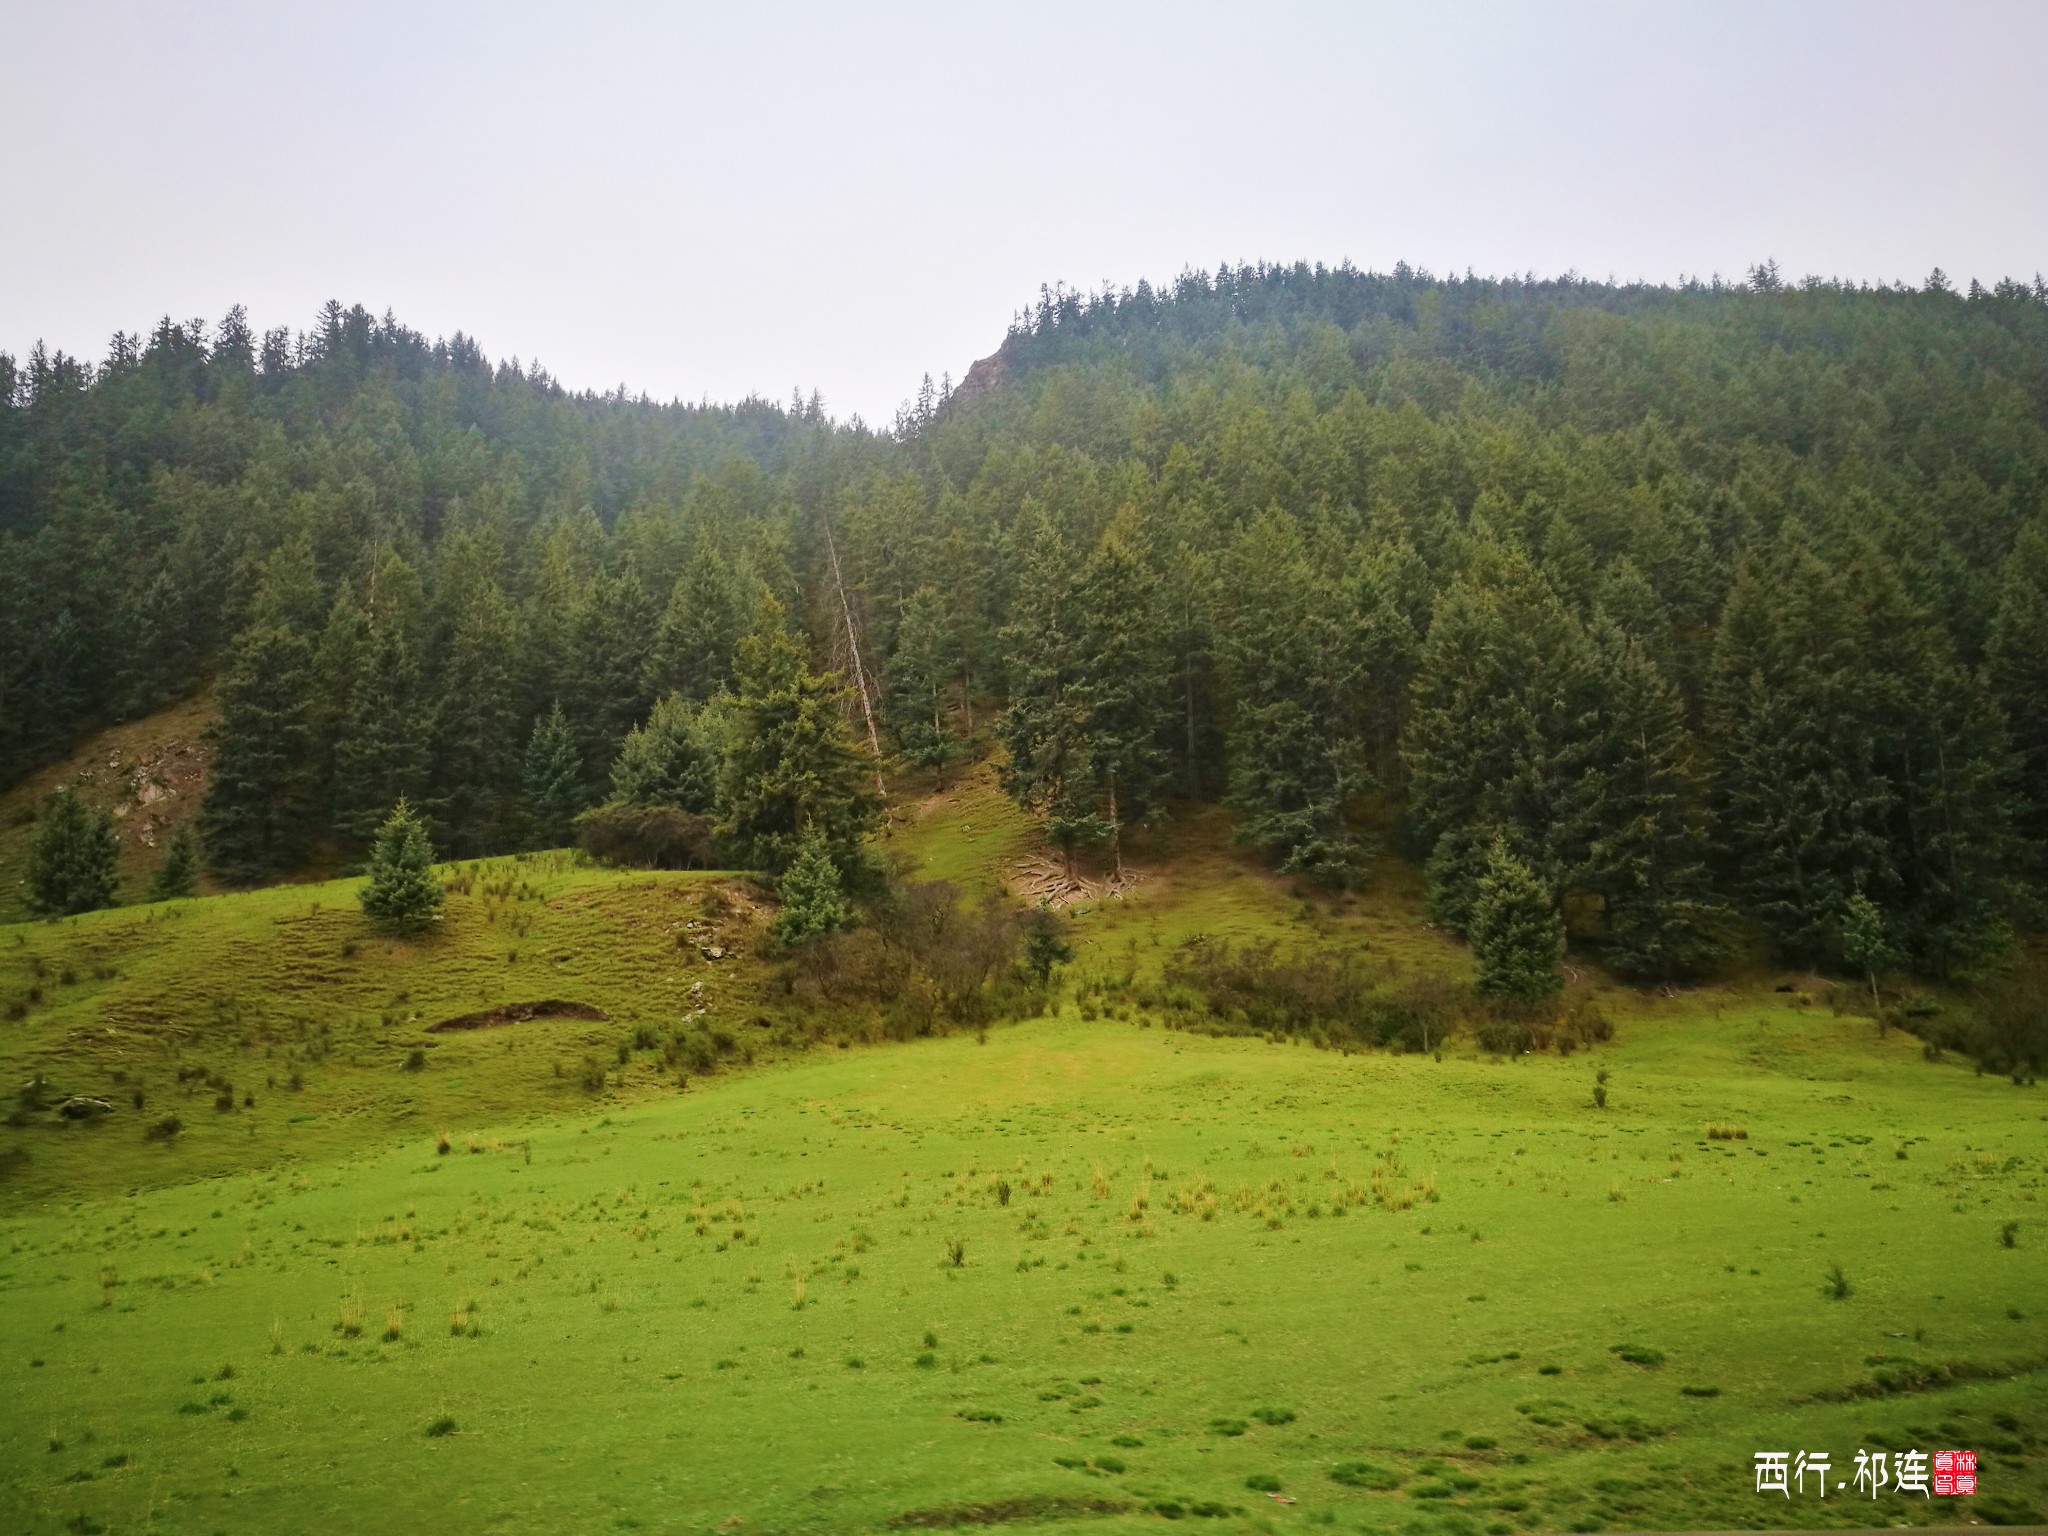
[4,0,2044,423]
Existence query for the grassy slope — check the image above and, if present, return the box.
[1,763,2044,1534]
[0,854,777,1206]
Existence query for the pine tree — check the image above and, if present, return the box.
[998,517,1095,867]
[1067,510,1172,871]
[359,799,443,934]
[431,535,521,857]
[27,788,119,915]
[322,555,433,844]
[609,692,717,811]
[1404,562,1602,924]
[885,584,965,782]
[522,703,585,849]
[1711,533,2020,975]
[1469,837,1565,1003]
[1580,621,1724,980]
[565,563,657,792]
[203,621,318,883]
[647,533,749,701]
[718,597,881,879]
[149,823,200,901]
[1986,521,2048,891]
[998,513,1171,874]
[771,825,854,946]
[1220,510,1369,886]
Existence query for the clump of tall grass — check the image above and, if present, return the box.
[337,1289,365,1337]
[1705,1123,1747,1141]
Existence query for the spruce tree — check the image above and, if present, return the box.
[565,563,658,792]
[771,825,853,946]
[324,560,434,844]
[885,584,965,783]
[1581,621,1724,980]
[522,703,585,849]
[609,692,717,812]
[203,620,318,883]
[432,540,521,857]
[718,597,881,878]
[1404,562,1602,925]
[1221,510,1369,886]
[998,517,1096,867]
[149,822,200,901]
[998,513,1171,874]
[27,788,119,916]
[1469,837,1565,1004]
[1067,511,1172,871]
[1985,521,2048,891]
[359,799,443,934]
[647,533,748,701]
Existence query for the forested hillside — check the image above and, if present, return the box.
[6,264,2047,988]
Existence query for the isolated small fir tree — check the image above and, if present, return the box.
[149,822,201,900]
[1468,836,1565,1003]
[772,827,853,946]
[1020,906,1075,986]
[522,702,585,849]
[27,788,119,916]
[359,799,443,934]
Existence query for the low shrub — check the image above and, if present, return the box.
[574,804,718,869]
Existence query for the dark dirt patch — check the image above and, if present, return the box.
[428,1000,610,1033]
[887,1495,1129,1527]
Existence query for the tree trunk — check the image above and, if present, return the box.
[820,509,885,800]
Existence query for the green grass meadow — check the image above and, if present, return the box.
[2,776,2045,1533]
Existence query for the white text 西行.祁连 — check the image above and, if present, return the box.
[1754,1449,1976,1498]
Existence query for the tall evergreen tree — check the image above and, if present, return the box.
[203,620,318,883]
[1404,561,1602,929]
[322,551,433,843]
[718,597,881,879]
[1580,621,1724,979]
[1068,510,1172,869]
[998,517,1095,866]
[647,533,749,701]
[1220,510,1370,885]
[27,788,119,915]
[431,537,521,856]
[884,584,966,783]
[998,513,1170,873]
[1987,521,2048,892]
[609,692,718,812]
[521,703,585,849]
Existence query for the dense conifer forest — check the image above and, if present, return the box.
[6,264,2047,986]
